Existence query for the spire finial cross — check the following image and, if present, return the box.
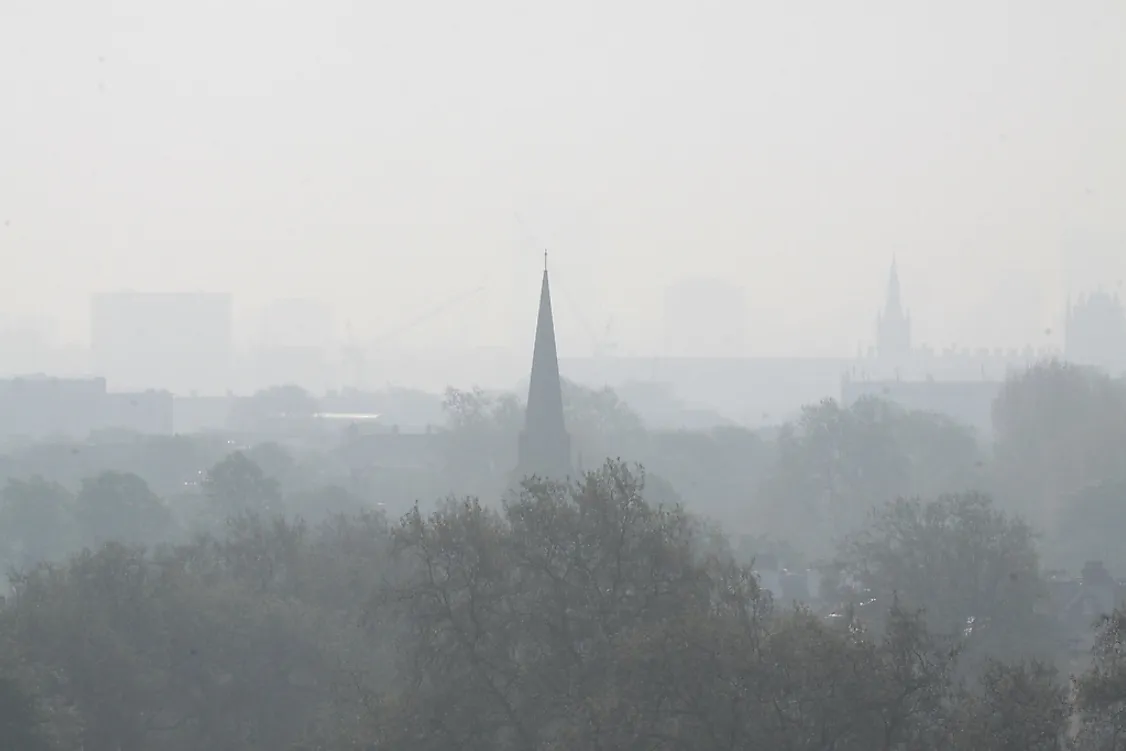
[544,249,548,272]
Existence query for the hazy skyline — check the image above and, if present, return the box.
[2,0,1124,357]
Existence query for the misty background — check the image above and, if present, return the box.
[6,2,1126,749]
[2,0,1124,383]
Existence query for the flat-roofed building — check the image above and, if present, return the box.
[0,376,173,440]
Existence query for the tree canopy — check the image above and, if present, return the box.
[0,361,1123,749]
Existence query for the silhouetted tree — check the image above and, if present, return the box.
[951,659,1069,751]
[203,452,283,516]
[837,492,1057,668]
[0,673,51,751]
[1075,608,1126,749]
[1054,479,1126,575]
[0,477,79,567]
[74,471,173,547]
[992,360,1126,527]
[764,397,984,555]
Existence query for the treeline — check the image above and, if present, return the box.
[1,359,1125,748]
[443,360,1126,570]
[0,450,371,576]
[1,460,1125,750]
[3,360,1125,574]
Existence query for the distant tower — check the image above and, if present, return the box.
[1065,290,1126,373]
[876,257,912,358]
[516,254,572,481]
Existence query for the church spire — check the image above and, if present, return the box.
[876,255,911,358]
[886,255,902,311]
[517,259,571,481]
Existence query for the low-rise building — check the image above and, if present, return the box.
[0,375,173,441]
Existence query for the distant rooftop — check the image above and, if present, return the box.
[313,412,382,422]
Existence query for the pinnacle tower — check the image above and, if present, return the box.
[876,256,911,357]
[516,257,572,481]
[885,256,903,311]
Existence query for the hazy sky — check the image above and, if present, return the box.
[2,0,1124,356]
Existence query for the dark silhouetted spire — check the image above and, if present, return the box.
[517,259,571,481]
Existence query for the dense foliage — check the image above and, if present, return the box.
[0,461,1096,751]
[1,361,1125,749]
